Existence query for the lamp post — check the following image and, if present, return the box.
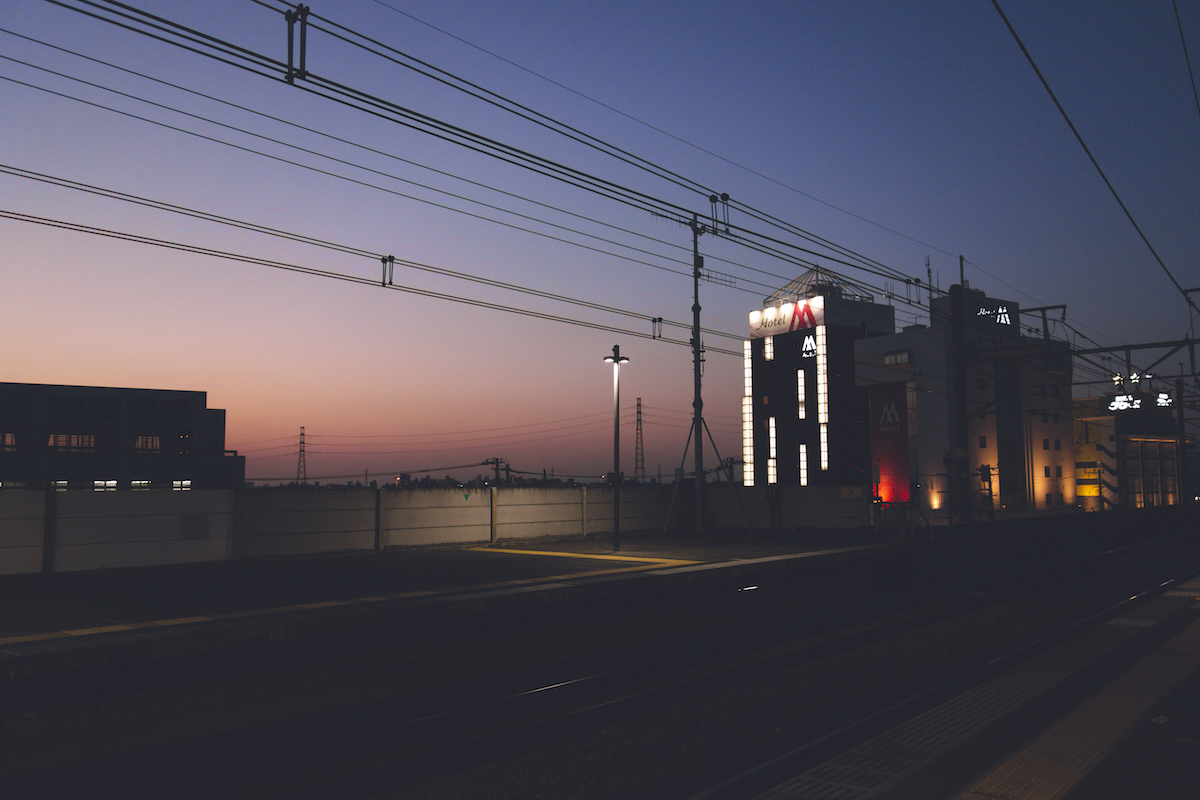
[604,344,629,551]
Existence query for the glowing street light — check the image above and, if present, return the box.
[604,344,629,552]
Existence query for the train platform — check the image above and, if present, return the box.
[0,531,917,682]
[742,574,1200,800]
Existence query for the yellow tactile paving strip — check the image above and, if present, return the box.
[954,614,1200,800]
[0,549,700,648]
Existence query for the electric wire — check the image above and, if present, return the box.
[0,163,745,342]
[991,0,1194,309]
[0,208,744,356]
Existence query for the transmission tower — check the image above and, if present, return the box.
[296,426,306,485]
[634,397,646,482]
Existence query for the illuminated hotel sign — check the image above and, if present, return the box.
[801,334,817,358]
[1108,394,1141,412]
[977,305,1012,325]
[748,297,824,339]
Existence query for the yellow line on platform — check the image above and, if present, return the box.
[0,551,698,648]
[467,547,700,567]
[954,614,1200,800]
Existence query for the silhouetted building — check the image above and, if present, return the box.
[742,269,895,489]
[0,382,244,491]
[1075,386,1181,510]
[855,286,1075,512]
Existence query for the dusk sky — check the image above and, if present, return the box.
[3,0,1199,482]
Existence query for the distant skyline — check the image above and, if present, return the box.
[3,0,1198,482]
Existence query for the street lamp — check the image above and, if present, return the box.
[604,344,629,551]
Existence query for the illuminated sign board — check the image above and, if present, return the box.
[976,305,1012,325]
[1108,394,1141,412]
[748,297,824,339]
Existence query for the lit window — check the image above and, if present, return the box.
[797,370,806,419]
[132,480,151,491]
[135,435,160,452]
[53,480,68,492]
[2,433,14,451]
[767,417,777,485]
[816,326,828,425]
[820,423,829,471]
[743,341,753,397]
[763,336,774,361]
[47,433,95,451]
[799,443,808,486]
[172,479,192,491]
[742,396,754,487]
[883,350,911,367]
[93,480,117,492]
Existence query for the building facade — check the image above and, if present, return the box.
[742,270,895,490]
[0,382,244,491]
[854,286,1075,513]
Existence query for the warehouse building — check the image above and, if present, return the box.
[0,382,244,491]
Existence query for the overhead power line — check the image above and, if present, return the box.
[0,163,744,342]
[0,208,744,356]
[991,0,1195,311]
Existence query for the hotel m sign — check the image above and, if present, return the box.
[748,297,825,339]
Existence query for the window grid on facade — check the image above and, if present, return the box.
[763,335,774,361]
[799,443,808,486]
[132,480,151,491]
[172,479,192,491]
[93,480,117,492]
[796,370,806,419]
[135,435,160,452]
[742,395,754,487]
[48,433,95,451]
[767,417,777,484]
[743,341,753,396]
[2,433,14,451]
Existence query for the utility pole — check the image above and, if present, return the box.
[691,214,707,535]
[634,397,646,482]
[296,426,306,486]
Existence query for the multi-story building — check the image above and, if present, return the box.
[854,285,1074,513]
[741,270,895,490]
[0,382,244,491]
[1075,384,1181,510]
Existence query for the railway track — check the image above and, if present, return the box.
[13,532,1200,800]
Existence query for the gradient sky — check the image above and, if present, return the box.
[2,0,1199,482]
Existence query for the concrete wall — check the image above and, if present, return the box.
[383,488,491,547]
[0,482,868,575]
[0,492,44,575]
[53,490,234,572]
[240,489,375,557]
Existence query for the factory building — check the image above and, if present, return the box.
[0,382,244,491]
[741,270,895,490]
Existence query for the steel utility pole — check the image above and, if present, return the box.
[691,214,707,535]
[604,345,629,551]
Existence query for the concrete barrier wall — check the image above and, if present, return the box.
[240,488,376,557]
[779,485,873,529]
[0,482,874,574]
[54,490,234,572]
[384,488,491,547]
[495,487,582,541]
[0,492,44,575]
[706,484,771,531]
